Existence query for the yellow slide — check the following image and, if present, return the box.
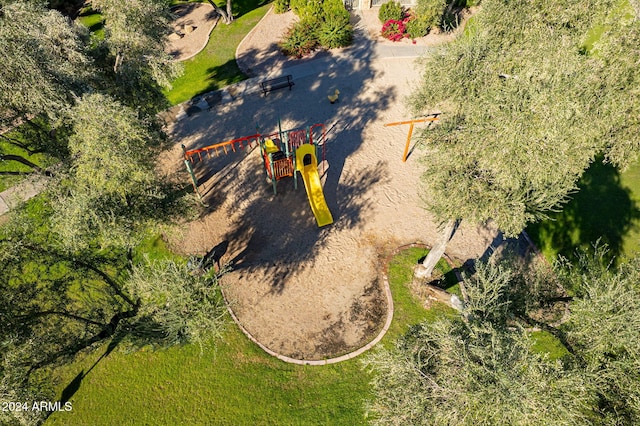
[295,144,333,227]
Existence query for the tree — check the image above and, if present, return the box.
[126,257,227,347]
[411,0,640,277]
[49,93,186,251]
[365,261,593,425]
[91,0,182,114]
[366,253,640,424]
[0,0,184,172]
[205,0,233,25]
[0,215,227,425]
[561,251,640,424]
[0,0,91,171]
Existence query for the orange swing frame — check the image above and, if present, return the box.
[384,115,439,162]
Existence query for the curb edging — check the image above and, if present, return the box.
[218,241,446,365]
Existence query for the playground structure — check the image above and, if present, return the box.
[182,134,261,198]
[182,123,333,227]
[295,143,333,227]
[384,114,440,162]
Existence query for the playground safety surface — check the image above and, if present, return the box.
[161,5,493,361]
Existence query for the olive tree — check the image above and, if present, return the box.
[91,0,182,113]
[126,258,227,348]
[411,0,640,277]
[562,251,640,423]
[0,224,226,425]
[49,93,171,251]
[365,261,593,425]
[366,252,640,424]
[0,0,91,170]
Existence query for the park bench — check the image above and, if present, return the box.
[261,75,294,95]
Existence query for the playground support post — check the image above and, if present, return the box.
[182,144,203,201]
[384,115,439,162]
[184,160,202,198]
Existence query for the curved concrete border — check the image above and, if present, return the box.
[218,241,444,365]
[218,246,414,365]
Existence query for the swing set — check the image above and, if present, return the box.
[384,114,440,162]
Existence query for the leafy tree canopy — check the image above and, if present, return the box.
[367,251,640,425]
[48,93,190,252]
[0,0,91,128]
[410,0,640,236]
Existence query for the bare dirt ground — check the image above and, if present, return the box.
[162,5,495,361]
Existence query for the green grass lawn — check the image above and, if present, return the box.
[45,245,567,425]
[528,159,640,264]
[76,0,272,106]
[47,328,372,425]
[0,139,53,192]
[46,246,449,425]
[77,7,104,38]
[164,2,272,105]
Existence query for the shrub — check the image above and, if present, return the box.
[381,18,409,42]
[378,1,404,23]
[319,20,353,48]
[281,0,353,57]
[323,0,350,22]
[274,0,290,13]
[405,13,430,38]
[279,19,319,58]
[289,0,307,13]
[281,0,353,56]
[412,0,447,31]
[292,0,324,21]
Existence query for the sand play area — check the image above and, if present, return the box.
[162,5,495,362]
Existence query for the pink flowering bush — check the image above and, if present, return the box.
[381,17,412,42]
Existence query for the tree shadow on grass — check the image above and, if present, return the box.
[195,58,247,96]
[45,330,126,421]
[528,160,640,265]
[231,0,271,20]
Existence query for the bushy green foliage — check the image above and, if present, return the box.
[319,19,353,48]
[291,0,323,20]
[408,0,640,239]
[318,0,352,48]
[279,19,319,58]
[323,0,350,22]
[126,257,227,347]
[280,0,352,56]
[379,0,445,39]
[378,1,404,23]
[289,0,306,13]
[49,93,163,251]
[405,15,429,39]
[367,254,640,425]
[412,0,446,34]
[274,0,290,13]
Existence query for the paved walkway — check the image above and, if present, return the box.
[0,174,48,216]
[162,8,434,123]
